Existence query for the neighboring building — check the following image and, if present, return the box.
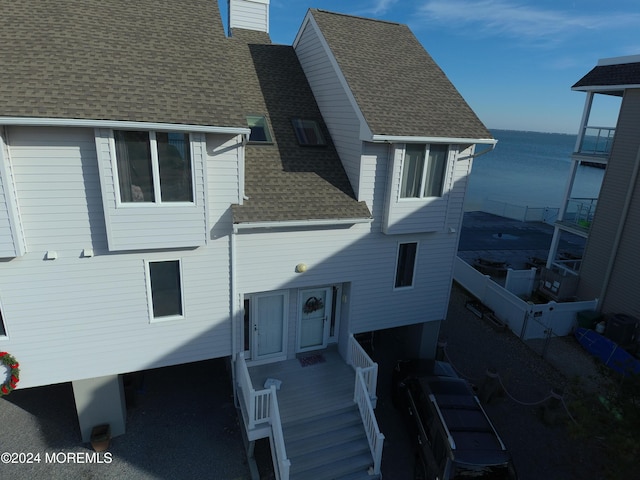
[0,1,493,477]
[547,55,640,319]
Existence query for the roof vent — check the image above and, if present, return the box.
[228,0,270,34]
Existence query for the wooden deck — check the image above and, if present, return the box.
[248,349,356,424]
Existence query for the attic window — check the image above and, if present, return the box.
[292,118,326,146]
[247,115,273,143]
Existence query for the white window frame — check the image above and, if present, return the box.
[394,241,419,290]
[0,296,8,338]
[145,259,186,323]
[399,144,449,200]
[111,130,196,207]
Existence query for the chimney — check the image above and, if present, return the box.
[228,0,270,35]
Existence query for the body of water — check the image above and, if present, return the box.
[465,129,605,212]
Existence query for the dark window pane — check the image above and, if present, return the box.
[114,131,154,202]
[292,118,326,146]
[247,115,272,143]
[157,132,193,202]
[0,308,6,336]
[395,242,417,288]
[424,144,448,197]
[150,261,182,318]
[401,145,425,198]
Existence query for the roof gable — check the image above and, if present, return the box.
[308,9,491,140]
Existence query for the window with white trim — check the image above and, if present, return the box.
[114,131,193,203]
[0,301,6,336]
[395,242,418,289]
[400,144,448,198]
[291,118,326,146]
[146,260,184,320]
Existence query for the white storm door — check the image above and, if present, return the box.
[252,291,288,360]
[298,287,332,352]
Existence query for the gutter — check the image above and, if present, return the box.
[233,217,373,232]
[230,228,239,408]
[0,116,251,136]
[371,134,497,146]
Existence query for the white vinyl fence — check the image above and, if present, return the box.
[454,257,597,340]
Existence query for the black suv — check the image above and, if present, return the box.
[393,359,518,480]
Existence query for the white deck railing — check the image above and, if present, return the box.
[347,334,378,402]
[354,367,384,476]
[268,385,291,480]
[236,353,290,480]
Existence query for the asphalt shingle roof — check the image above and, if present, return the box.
[309,9,492,140]
[0,0,244,127]
[573,61,640,91]
[229,31,371,223]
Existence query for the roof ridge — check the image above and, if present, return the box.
[312,8,402,27]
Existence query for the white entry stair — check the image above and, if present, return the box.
[283,404,378,480]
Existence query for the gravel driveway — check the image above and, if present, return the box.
[373,283,605,480]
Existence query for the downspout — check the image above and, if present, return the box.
[231,226,239,408]
[597,145,640,310]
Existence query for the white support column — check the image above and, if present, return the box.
[575,92,594,153]
[72,375,126,443]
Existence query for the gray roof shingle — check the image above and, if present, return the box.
[573,61,640,91]
[310,9,492,140]
[229,33,371,223]
[0,0,244,127]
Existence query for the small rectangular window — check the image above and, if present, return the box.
[400,144,448,199]
[114,131,193,204]
[292,118,326,146]
[147,260,184,320]
[247,115,273,143]
[395,242,418,288]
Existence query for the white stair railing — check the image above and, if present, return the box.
[347,334,378,402]
[354,367,384,476]
[236,353,290,480]
[268,385,291,480]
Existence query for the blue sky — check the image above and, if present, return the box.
[220,0,640,134]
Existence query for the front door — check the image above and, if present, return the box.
[298,287,332,352]
[252,291,288,361]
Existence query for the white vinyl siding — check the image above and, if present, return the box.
[294,19,364,201]
[228,0,269,33]
[383,144,474,235]
[95,129,207,251]
[0,129,26,257]
[235,225,455,338]
[0,127,235,388]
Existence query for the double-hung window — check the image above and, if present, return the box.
[395,242,418,289]
[146,260,184,321]
[400,144,448,198]
[114,131,193,203]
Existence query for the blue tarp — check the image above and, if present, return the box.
[574,327,640,376]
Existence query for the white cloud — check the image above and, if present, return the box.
[416,0,640,44]
[362,0,400,15]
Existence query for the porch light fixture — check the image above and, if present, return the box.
[295,263,307,273]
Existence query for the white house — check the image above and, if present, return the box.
[0,1,493,478]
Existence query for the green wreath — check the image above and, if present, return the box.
[0,352,20,396]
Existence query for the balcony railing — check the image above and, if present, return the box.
[578,126,615,156]
[563,197,597,230]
